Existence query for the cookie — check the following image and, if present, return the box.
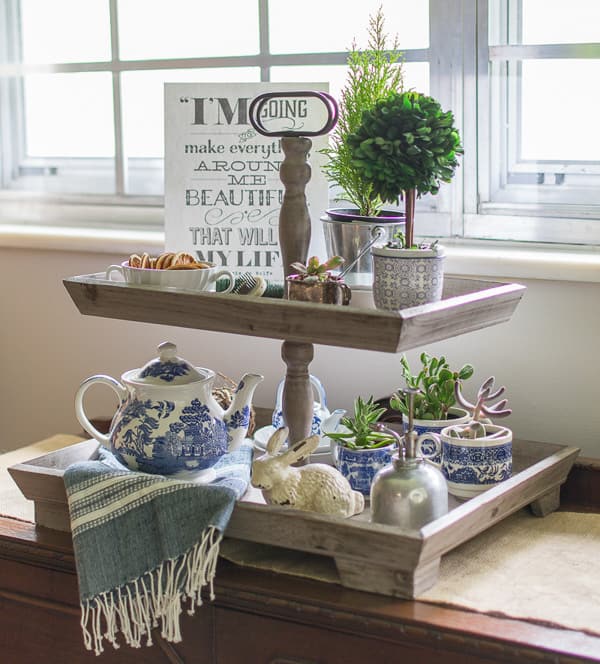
[155,252,175,269]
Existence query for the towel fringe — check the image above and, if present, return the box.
[81,526,222,655]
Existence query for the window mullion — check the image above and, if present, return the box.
[429,0,464,236]
[0,0,25,188]
[258,0,270,82]
[109,0,125,196]
[463,0,479,217]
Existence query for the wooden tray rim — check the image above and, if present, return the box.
[9,438,579,546]
[65,272,526,320]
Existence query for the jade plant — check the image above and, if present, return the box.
[389,352,474,421]
[289,255,344,283]
[347,90,463,247]
[320,7,404,217]
[326,396,396,449]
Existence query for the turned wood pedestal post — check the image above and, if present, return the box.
[281,341,314,449]
[278,136,314,448]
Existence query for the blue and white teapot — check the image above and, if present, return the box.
[75,342,263,475]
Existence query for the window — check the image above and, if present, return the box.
[469,0,600,243]
[0,0,599,245]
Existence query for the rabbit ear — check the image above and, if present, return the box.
[266,427,288,455]
[282,435,320,464]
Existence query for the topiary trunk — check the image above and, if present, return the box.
[403,189,416,248]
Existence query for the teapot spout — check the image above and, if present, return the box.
[224,373,263,451]
[321,408,346,434]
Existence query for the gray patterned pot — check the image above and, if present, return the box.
[371,245,445,311]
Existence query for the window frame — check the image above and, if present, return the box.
[469,0,600,244]
[0,0,599,248]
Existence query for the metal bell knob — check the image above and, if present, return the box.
[402,387,420,459]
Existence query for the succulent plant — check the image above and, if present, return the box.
[446,422,511,440]
[326,396,396,450]
[454,376,512,422]
[289,255,344,283]
[389,352,474,421]
[346,90,463,247]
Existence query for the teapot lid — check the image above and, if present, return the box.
[134,342,205,385]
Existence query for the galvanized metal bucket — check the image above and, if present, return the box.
[321,209,405,290]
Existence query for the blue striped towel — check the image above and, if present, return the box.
[64,443,252,655]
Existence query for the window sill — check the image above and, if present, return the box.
[443,239,600,284]
[1,225,599,284]
[0,223,164,254]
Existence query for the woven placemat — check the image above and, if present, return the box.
[221,509,600,637]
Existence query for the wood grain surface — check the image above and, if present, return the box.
[63,275,525,353]
[8,437,579,600]
[1,513,600,663]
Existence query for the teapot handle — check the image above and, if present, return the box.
[275,374,327,412]
[75,375,128,447]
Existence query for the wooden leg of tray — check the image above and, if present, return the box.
[281,340,314,455]
[334,555,441,599]
[529,485,561,517]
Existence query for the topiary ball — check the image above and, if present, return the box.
[347,91,463,202]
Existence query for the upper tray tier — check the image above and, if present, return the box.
[63,274,525,353]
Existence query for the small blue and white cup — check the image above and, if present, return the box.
[417,423,512,499]
[405,407,470,466]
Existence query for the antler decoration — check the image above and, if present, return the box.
[454,376,512,422]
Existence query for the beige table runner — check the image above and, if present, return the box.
[0,434,83,521]
[221,510,600,638]
[2,437,599,637]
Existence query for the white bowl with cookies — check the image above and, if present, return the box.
[106,252,235,293]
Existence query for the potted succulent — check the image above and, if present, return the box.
[326,395,396,496]
[346,90,463,310]
[285,255,351,305]
[378,353,474,466]
[419,376,513,498]
[320,7,406,287]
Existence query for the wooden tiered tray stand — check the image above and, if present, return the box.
[0,271,566,597]
[33,134,577,599]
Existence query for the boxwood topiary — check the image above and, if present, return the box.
[347,91,463,246]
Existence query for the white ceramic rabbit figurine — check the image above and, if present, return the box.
[251,427,365,518]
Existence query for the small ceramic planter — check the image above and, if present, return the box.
[418,423,513,499]
[330,440,395,496]
[286,277,351,305]
[371,245,445,311]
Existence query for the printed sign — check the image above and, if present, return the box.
[164,83,330,281]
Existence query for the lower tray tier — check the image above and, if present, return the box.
[9,438,578,599]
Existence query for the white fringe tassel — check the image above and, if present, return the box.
[81,526,222,655]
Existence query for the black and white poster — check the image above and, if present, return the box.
[164,83,330,281]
